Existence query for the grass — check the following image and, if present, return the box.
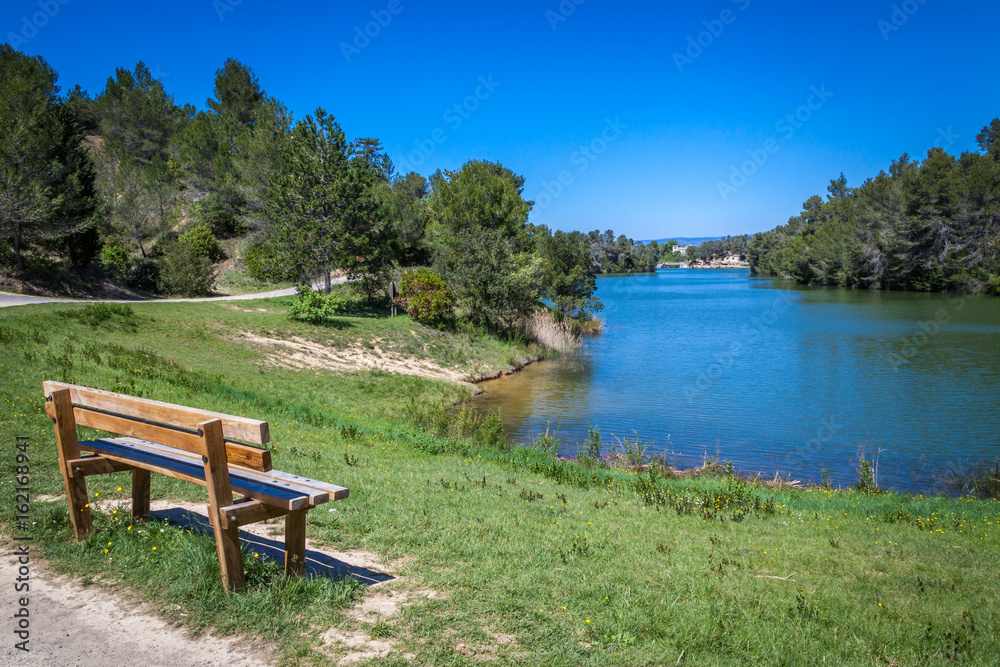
[1,298,999,665]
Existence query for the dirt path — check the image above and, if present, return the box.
[0,277,345,309]
[0,552,276,666]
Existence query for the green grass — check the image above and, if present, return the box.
[1,300,998,665]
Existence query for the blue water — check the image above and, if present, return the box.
[474,269,1000,492]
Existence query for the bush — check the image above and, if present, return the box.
[193,196,240,237]
[98,244,132,283]
[179,223,225,263]
[244,244,288,282]
[127,258,160,292]
[59,303,140,332]
[288,285,347,324]
[158,240,215,296]
[397,268,455,327]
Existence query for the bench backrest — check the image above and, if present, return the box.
[43,381,272,471]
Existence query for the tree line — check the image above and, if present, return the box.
[747,120,1000,294]
[0,45,671,335]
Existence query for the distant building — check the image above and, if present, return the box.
[673,245,689,255]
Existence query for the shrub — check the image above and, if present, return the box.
[244,243,288,283]
[126,258,160,292]
[288,284,346,324]
[179,223,225,263]
[193,196,240,237]
[397,268,455,327]
[158,240,215,296]
[99,244,132,283]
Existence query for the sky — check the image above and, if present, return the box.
[4,0,999,240]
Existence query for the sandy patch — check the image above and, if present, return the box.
[236,332,468,383]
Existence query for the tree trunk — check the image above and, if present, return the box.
[324,270,331,295]
[13,225,24,271]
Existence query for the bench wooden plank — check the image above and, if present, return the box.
[65,455,135,477]
[51,389,93,539]
[115,438,330,507]
[44,381,270,445]
[202,419,246,593]
[59,404,271,471]
[218,499,290,528]
[81,439,310,511]
[264,470,350,501]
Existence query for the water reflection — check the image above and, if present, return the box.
[474,269,1000,493]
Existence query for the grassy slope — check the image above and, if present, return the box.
[1,298,998,666]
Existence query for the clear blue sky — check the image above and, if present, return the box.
[4,0,999,239]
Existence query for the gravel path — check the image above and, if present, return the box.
[0,278,346,309]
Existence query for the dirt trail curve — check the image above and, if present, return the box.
[0,277,345,309]
[1,553,275,666]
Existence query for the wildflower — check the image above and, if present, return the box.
[152,546,157,551]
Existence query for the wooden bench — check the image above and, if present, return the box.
[43,381,348,592]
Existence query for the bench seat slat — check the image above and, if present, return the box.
[81,439,310,511]
[115,438,330,506]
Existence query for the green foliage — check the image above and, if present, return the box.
[193,196,240,237]
[99,244,132,282]
[0,44,96,272]
[158,239,213,295]
[179,222,225,262]
[578,425,604,467]
[397,268,455,327]
[585,229,659,273]
[243,243,288,282]
[287,284,347,324]
[428,161,541,333]
[749,120,1000,294]
[538,227,603,320]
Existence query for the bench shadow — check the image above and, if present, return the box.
[151,508,393,587]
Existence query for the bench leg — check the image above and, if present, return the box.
[132,469,151,521]
[284,509,307,578]
[200,418,246,593]
[50,389,92,539]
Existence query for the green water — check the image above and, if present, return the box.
[475,269,1000,492]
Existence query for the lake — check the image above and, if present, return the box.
[474,269,1000,493]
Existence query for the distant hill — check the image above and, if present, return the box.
[639,237,721,246]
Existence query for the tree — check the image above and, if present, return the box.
[257,109,394,295]
[537,228,603,321]
[95,62,186,166]
[0,45,95,271]
[976,118,1000,161]
[427,160,539,333]
[384,171,431,265]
